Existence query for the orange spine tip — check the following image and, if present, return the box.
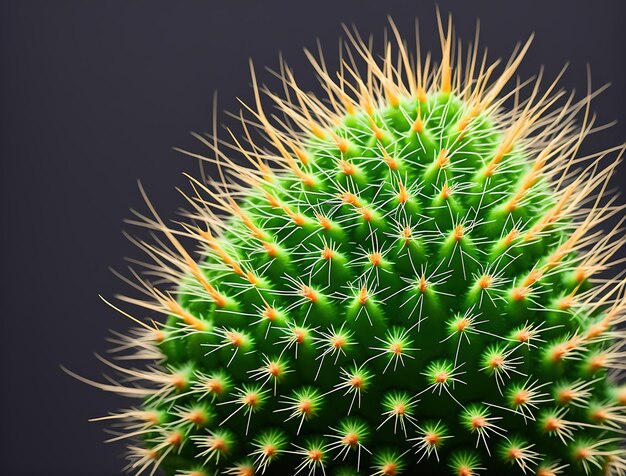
[574,267,587,283]
[269,193,307,226]
[586,322,609,339]
[200,231,245,277]
[321,246,334,260]
[262,241,278,257]
[522,269,543,287]
[226,330,245,347]
[338,159,356,176]
[418,274,428,293]
[294,147,309,165]
[456,116,469,132]
[311,122,326,140]
[440,183,452,199]
[245,271,259,285]
[301,285,318,303]
[503,229,519,246]
[385,87,400,107]
[412,115,424,133]
[316,213,333,230]
[456,105,481,132]
[511,286,529,301]
[368,116,385,140]
[264,191,281,208]
[453,224,464,241]
[359,286,369,305]
[359,207,373,221]
[342,94,356,115]
[380,147,398,170]
[369,252,382,266]
[402,226,412,246]
[478,275,492,289]
[165,299,206,331]
[188,266,228,308]
[362,96,374,116]
[242,214,265,240]
[263,305,277,321]
[441,71,451,93]
[417,87,427,104]
[293,213,306,226]
[302,174,316,187]
[330,131,349,153]
[397,184,409,203]
[340,191,362,207]
[558,296,574,310]
[588,355,606,373]
[483,162,497,177]
[436,148,449,168]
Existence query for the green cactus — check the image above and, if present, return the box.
[80,16,626,476]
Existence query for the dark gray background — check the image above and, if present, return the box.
[1,1,624,475]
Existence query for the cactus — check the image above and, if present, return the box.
[77,15,626,476]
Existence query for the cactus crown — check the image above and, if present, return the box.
[79,15,626,476]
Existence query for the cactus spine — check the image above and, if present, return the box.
[79,15,626,476]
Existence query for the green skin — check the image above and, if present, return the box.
[139,92,621,476]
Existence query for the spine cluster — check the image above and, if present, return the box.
[79,16,626,476]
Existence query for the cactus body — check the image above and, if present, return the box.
[85,17,626,476]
